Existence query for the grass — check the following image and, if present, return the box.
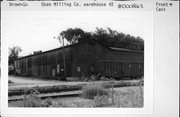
[9,86,143,108]
[9,78,144,107]
[94,95,112,107]
[111,87,143,107]
[23,90,42,107]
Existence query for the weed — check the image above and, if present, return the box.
[23,89,42,107]
[93,95,111,107]
[82,84,110,99]
[113,87,144,107]
[42,97,54,107]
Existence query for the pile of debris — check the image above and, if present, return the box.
[84,73,115,82]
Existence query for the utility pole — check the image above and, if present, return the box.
[62,36,66,81]
[54,35,66,81]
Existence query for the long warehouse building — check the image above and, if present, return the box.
[14,39,144,80]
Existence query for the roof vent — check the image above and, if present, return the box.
[33,50,42,54]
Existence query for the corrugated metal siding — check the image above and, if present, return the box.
[98,61,143,78]
[71,43,89,77]
[15,40,144,79]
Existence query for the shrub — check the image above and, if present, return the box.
[82,84,110,99]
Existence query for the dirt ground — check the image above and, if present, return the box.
[9,75,87,90]
[9,75,141,90]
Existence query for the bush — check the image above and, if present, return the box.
[82,84,110,99]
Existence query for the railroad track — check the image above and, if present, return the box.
[8,90,82,102]
[8,80,143,102]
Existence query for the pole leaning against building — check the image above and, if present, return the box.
[54,35,66,81]
[62,36,66,80]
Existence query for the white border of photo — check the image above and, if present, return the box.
[1,1,157,116]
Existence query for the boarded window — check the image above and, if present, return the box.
[77,66,81,72]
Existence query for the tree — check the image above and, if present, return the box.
[60,28,92,44]
[8,46,22,66]
[59,27,144,51]
[93,27,144,51]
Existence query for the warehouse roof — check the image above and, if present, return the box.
[17,39,143,60]
[109,47,143,53]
